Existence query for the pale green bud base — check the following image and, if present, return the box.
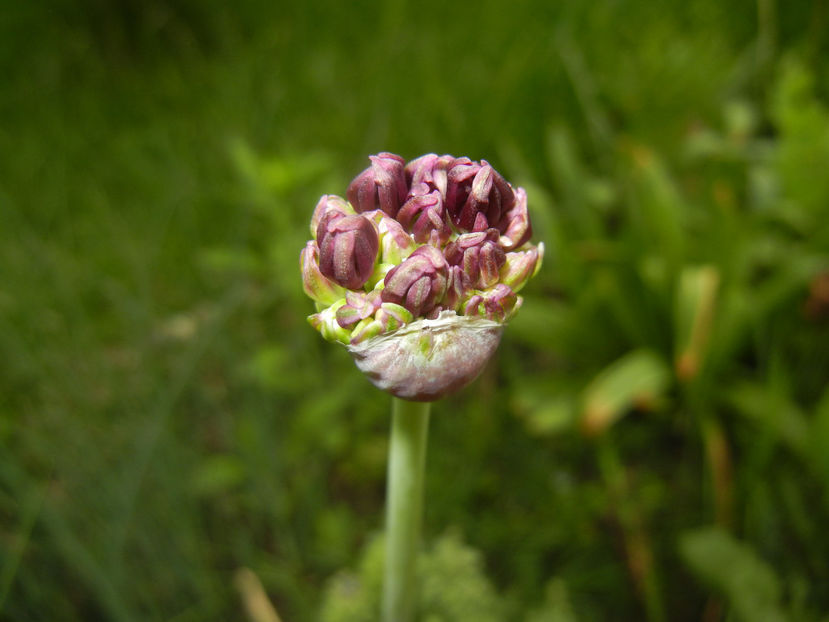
[347,311,504,401]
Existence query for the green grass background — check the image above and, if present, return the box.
[1,1,829,620]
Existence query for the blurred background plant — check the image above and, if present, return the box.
[1,1,828,620]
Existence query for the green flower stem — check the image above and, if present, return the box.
[383,397,431,622]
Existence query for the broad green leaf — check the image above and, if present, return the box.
[580,349,671,435]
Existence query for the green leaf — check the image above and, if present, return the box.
[625,146,685,269]
[674,265,719,382]
[679,527,789,622]
[580,349,671,435]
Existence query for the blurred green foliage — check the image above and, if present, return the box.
[1,1,829,621]
[320,532,503,622]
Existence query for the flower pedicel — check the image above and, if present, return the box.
[301,152,543,401]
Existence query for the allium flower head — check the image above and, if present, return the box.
[301,152,543,401]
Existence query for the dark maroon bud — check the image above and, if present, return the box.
[310,195,352,238]
[442,265,466,311]
[443,228,506,290]
[381,245,449,318]
[317,214,379,289]
[471,212,489,232]
[405,153,454,196]
[445,159,516,232]
[444,157,480,221]
[396,183,452,245]
[454,163,515,232]
[346,152,408,217]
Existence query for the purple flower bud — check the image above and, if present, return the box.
[317,213,379,290]
[445,159,515,232]
[303,153,542,399]
[310,195,352,238]
[445,157,479,217]
[336,290,383,328]
[500,243,543,292]
[300,241,346,305]
[381,245,449,318]
[442,265,466,312]
[405,153,454,197]
[396,183,452,245]
[458,163,515,232]
[497,186,533,250]
[346,152,408,217]
[443,228,506,290]
[463,284,520,322]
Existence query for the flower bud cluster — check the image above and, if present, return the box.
[301,153,542,348]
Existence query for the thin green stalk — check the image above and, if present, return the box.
[383,397,431,622]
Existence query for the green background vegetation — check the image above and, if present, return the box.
[2,1,829,620]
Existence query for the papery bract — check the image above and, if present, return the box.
[347,312,504,401]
